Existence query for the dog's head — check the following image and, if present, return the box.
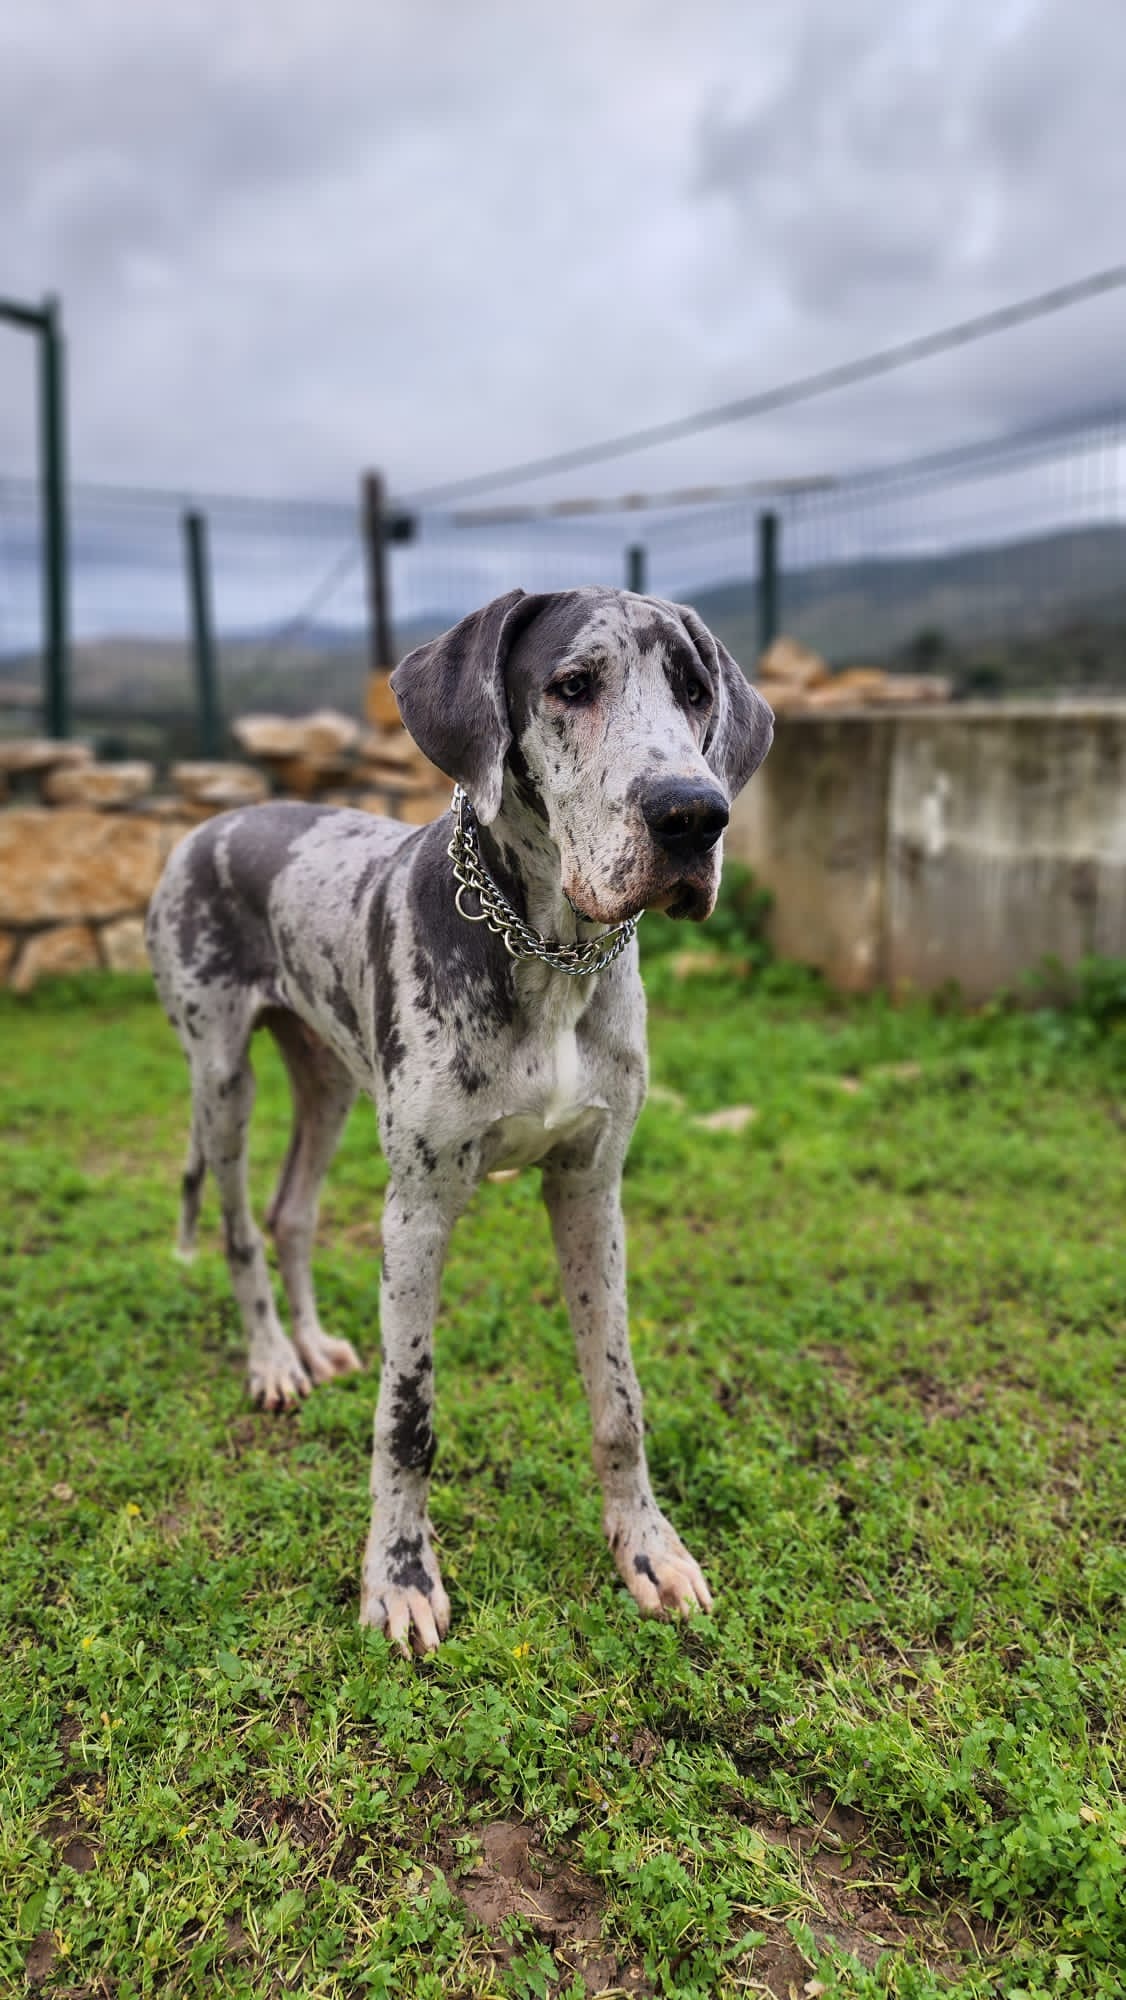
[391,586,773,924]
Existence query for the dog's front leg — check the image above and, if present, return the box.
[543,1169,713,1621]
[360,1180,463,1656]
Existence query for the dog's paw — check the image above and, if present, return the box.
[295,1330,364,1386]
[607,1510,713,1621]
[248,1338,312,1412]
[360,1528,450,1657]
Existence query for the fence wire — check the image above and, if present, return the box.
[1,403,1124,756]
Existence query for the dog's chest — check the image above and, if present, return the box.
[480,970,606,1173]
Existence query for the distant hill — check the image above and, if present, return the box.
[690,523,1126,680]
[3,523,1125,752]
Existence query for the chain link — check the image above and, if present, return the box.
[446,786,638,976]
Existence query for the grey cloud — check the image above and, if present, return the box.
[0,0,1123,502]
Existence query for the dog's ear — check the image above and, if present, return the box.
[391,590,549,823]
[673,603,774,800]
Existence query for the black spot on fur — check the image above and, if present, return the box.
[407,819,517,1031]
[176,804,336,985]
[453,1049,488,1095]
[386,1532,433,1593]
[389,1366,436,1475]
[223,1223,255,1268]
[369,878,405,1077]
[633,1553,659,1586]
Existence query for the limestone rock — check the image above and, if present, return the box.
[301,709,360,757]
[270,753,354,798]
[868,674,952,705]
[232,708,359,761]
[399,787,455,826]
[357,729,419,770]
[230,714,305,759]
[143,798,218,824]
[170,760,269,807]
[359,765,436,798]
[0,809,167,924]
[365,671,402,731]
[100,914,151,972]
[805,679,879,710]
[756,679,812,714]
[11,923,99,993]
[42,761,154,808]
[757,635,830,691]
[0,738,92,775]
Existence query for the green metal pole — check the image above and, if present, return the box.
[757,509,779,654]
[626,544,647,594]
[183,509,221,758]
[38,297,70,738]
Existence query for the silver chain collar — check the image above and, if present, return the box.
[446,784,638,976]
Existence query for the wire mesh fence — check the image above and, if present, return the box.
[2,402,1124,758]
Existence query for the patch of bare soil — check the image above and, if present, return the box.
[895,1369,988,1425]
[225,1409,305,1458]
[443,1819,651,1996]
[24,1931,59,1987]
[745,1790,996,1996]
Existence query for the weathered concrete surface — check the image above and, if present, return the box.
[728,702,1126,999]
[729,712,893,990]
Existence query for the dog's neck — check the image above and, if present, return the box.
[476,768,588,947]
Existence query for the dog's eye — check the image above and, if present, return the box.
[552,672,594,704]
[685,677,709,708]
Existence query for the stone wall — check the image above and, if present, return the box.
[0,709,452,992]
[728,700,1126,998]
[6,694,1126,1002]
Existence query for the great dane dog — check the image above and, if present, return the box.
[146,587,773,1654]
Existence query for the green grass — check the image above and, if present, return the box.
[2,965,1125,1999]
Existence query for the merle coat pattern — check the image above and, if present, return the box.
[146,587,773,1654]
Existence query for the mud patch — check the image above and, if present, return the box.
[444,1819,650,1995]
[237,1794,337,1852]
[25,1932,59,1986]
[745,1790,996,1992]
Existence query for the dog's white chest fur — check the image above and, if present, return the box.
[481,972,605,1172]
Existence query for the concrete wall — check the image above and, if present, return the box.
[727,702,1126,998]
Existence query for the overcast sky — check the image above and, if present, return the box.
[2,0,1124,505]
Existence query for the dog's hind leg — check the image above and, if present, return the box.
[262,1010,363,1387]
[190,1018,313,1411]
[175,1112,206,1262]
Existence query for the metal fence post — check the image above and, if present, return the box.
[626,544,647,594]
[757,509,779,655]
[183,509,221,758]
[38,297,71,739]
[362,470,394,673]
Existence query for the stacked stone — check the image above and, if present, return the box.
[0,703,453,990]
[229,705,453,824]
[756,637,952,713]
[0,740,178,990]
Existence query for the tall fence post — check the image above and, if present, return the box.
[183,509,221,758]
[626,544,647,595]
[362,470,393,673]
[38,296,70,739]
[757,509,779,656]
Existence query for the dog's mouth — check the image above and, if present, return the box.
[566,867,717,929]
[655,879,714,923]
[563,827,722,930]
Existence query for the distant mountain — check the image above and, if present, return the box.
[3,524,1125,751]
[690,523,1126,676]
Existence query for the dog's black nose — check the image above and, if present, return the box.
[641,780,730,857]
